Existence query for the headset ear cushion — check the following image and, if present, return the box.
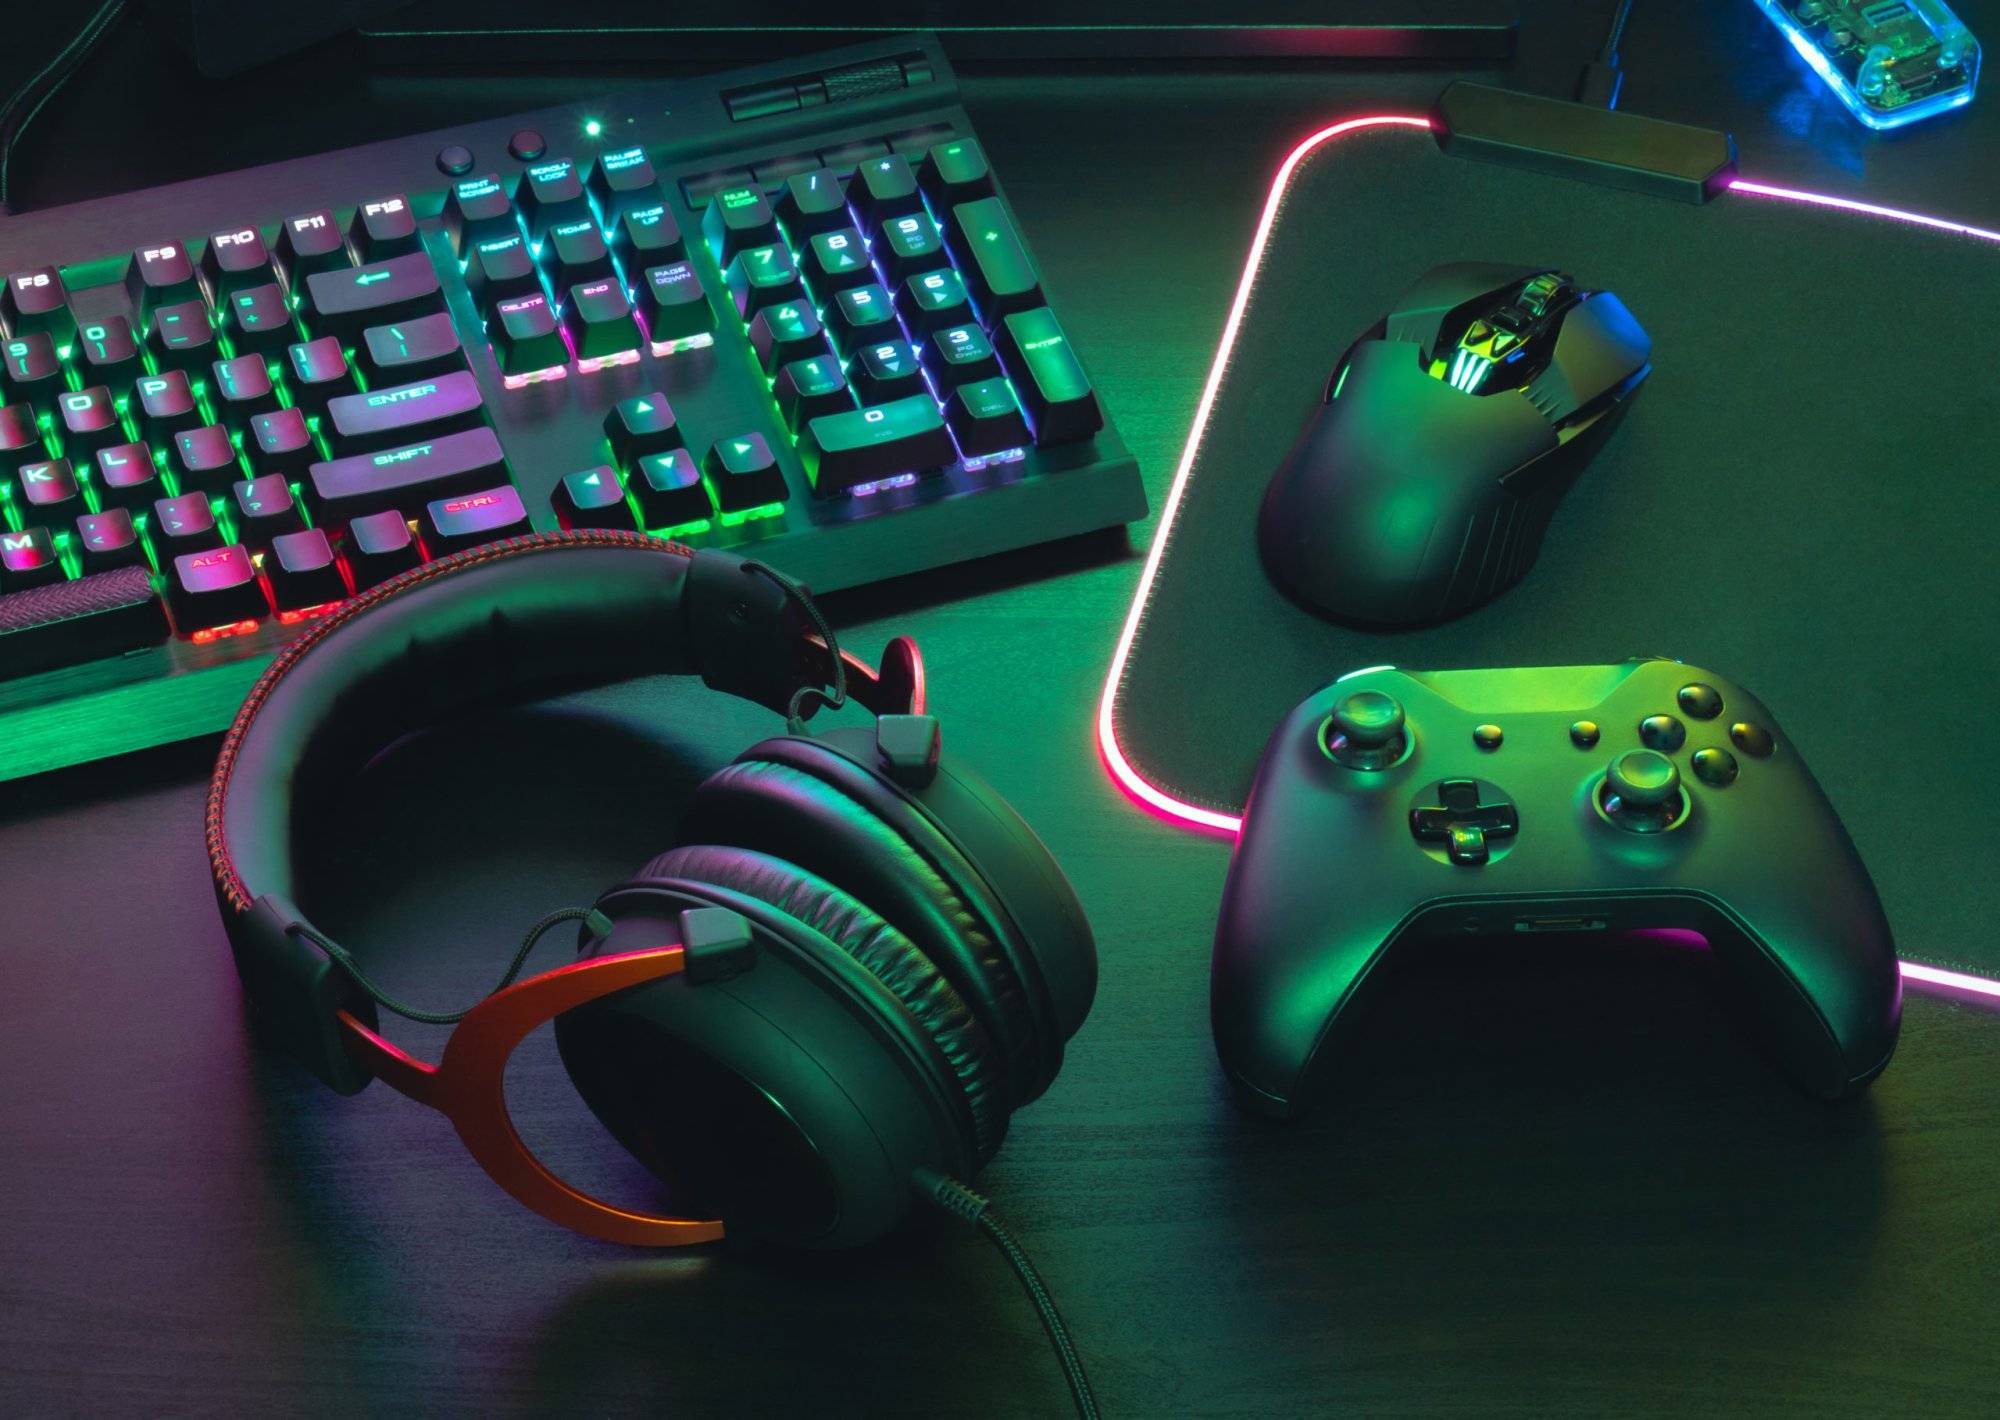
[642,844,1010,1163]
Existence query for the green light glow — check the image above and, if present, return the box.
[718,502,785,528]
[655,515,713,540]
[584,119,603,137]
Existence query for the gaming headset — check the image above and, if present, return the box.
[205,529,1098,1254]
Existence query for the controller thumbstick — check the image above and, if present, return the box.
[1607,749,1679,806]
[1326,691,1407,770]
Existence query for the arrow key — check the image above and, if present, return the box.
[603,393,679,467]
[704,433,786,513]
[553,463,637,531]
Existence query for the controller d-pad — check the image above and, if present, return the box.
[1411,778,1518,865]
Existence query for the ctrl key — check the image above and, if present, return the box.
[168,544,270,637]
[423,482,531,555]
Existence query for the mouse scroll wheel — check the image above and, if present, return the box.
[1515,272,1567,319]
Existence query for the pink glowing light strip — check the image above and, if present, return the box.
[1091,114,2000,1000]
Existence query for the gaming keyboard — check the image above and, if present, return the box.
[0,35,1143,781]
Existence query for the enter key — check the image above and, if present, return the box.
[995,307,1103,447]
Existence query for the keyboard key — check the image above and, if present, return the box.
[853,154,923,226]
[490,293,566,377]
[801,396,957,496]
[900,267,972,334]
[544,218,613,289]
[802,227,872,301]
[704,434,786,513]
[0,563,166,676]
[466,234,540,317]
[637,263,714,349]
[423,482,531,554]
[172,424,242,494]
[93,443,162,510]
[135,370,203,442]
[775,167,850,237]
[773,354,854,435]
[326,370,484,455]
[826,283,897,357]
[3,266,73,342]
[553,464,637,531]
[890,125,955,159]
[948,197,1043,321]
[57,386,122,459]
[75,316,143,387]
[349,195,422,262]
[266,527,350,612]
[996,308,1104,446]
[683,167,753,207]
[588,146,662,216]
[346,509,422,588]
[851,339,926,406]
[748,301,827,375]
[751,153,818,189]
[0,526,63,592]
[221,282,295,353]
[358,311,464,385]
[149,492,223,557]
[126,244,200,326]
[603,394,679,466]
[0,404,40,477]
[201,226,278,293]
[561,280,640,364]
[442,175,519,255]
[945,377,1032,457]
[920,138,993,206]
[612,203,683,268]
[148,300,217,372]
[3,333,64,413]
[210,353,282,427]
[702,184,778,262]
[168,543,268,633]
[519,159,590,238]
[275,209,350,282]
[306,426,508,524]
[819,139,889,176]
[923,323,1001,388]
[632,448,711,529]
[14,459,86,531]
[286,336,360,414]
[247,408,317,480]
[725,244,803,319]
[877,212,948,285]
[231,475,305,547]
[305,253,442,338]
[75,508,146,573]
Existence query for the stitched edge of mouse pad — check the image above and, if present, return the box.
[1097,113,2000,982]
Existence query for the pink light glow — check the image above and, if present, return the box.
[501,364,568,390]
[1090,115,2000,1002]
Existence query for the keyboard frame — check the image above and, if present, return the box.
[0,34,1144,782]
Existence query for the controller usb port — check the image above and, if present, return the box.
[1513,916,1608,933]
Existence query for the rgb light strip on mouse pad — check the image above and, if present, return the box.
[1096,113,2000,995]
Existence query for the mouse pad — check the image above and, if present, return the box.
[1101,115,1999,979]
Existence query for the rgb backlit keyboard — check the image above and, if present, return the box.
[0,36,1142,781]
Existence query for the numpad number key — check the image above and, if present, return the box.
[0,36,1142,781]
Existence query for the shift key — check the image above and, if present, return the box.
[995,308,1103,447]
[307,426,508,524]
[326,370,484,455]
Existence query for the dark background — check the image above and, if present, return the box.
[3,3,1998,1415]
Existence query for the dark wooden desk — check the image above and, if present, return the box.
[4,4,1997,1414]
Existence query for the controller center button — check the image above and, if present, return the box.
[1324,690,1409,770]
[1569,720,1600,749]
[1473,723,1503,750]
[1638,714,1686,752]
[1597,749,1688,833]
[1692,747,1738,786]
[1729,721,1775,758]
[1677,683,1723,720]
[1410,777,1518,866]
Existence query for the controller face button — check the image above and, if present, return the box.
[1448,825,1490,865]
[1692,747,1739,786]
[1729,721,1775,758]
[1323,690,1410,770]
[1569,720,1600,749]
[1677,683,1723,720]
[1638,714,1686,752]
[1472,723,1504,750]
[1596,749,1689,833]
[1410,778,1518,865]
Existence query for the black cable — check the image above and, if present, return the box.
[914,1169,1102,1420]
[0,0,131,215]
[1575,0,1636,109]
[291,906,613,1026]
[741,559,848,734]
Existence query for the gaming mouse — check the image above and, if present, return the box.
[1257,262,1651,627]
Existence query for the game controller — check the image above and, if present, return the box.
[1212,659,1902,1115]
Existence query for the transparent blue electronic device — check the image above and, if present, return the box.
[1752,0,1980,128]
